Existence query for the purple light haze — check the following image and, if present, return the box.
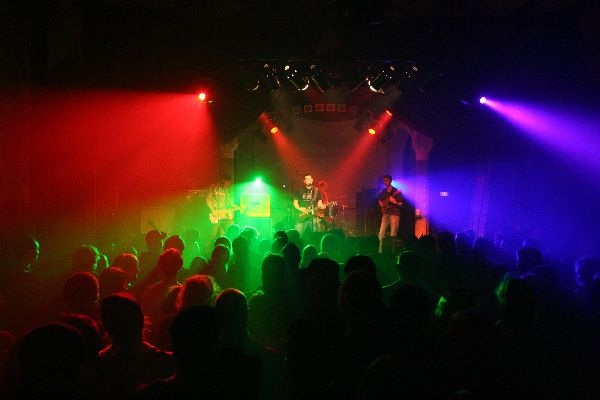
[484,98,600,175]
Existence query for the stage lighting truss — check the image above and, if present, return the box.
[263,64,281,91]
[308,64,333,93]
[237,59,419,94]
[283,64,310,91]
[368,64,397,94]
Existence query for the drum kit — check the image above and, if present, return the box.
[282,194,355,234]
[319,195,352,231]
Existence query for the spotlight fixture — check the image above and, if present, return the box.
[263,64,281,91]
[350,64,375,92]
[368,65,396,95]
[190,78,215,103]
[284,64,309,91]
[308,64,333,93]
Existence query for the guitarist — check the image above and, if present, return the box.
[206,174,239,245]
[292,173,324,236]
[377,174,403,254]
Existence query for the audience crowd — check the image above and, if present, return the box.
[1,224,599,399]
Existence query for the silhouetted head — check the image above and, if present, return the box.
[210,244,231,266]
[575,256,600,288]
[214,236,232,251]
[344,254,377,277]
[216,288,248,326]
[98,266,127,299]
[436,231,456,254]
[226,224,241,241]
[240,226,258,244]
[158,248,184,277]
[271,236,288,254]
[397,250,421,280]
[282,242,301,270]
[178,275,218,309]
[301,244,319,268]
[232,235,250,258]
[320,233,339,257]
[100,292,144,344]
[261,253,285,293]
[164,234,185,253]
[417,234,436,254]
[145,230,166,252]
[63,271,99,312]
[18,323,86,385]
[516,246,543,273]
[70,245,100,273]
[339,270,382,325]
[273,230,289,241]
[285,229,302,248]
[5,235,40,270]
[170,306,221,370]
[111,253,139,282]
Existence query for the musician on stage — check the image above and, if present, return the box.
[206,174,239,245]
[317,180,330,205]
[317,179,335,231]
[377,174,403,253]
[292,173,324,236]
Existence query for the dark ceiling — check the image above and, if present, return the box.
[2,1,598,145]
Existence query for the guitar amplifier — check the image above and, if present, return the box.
[355,188,379,235]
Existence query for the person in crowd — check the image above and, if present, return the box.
[140,248,184,339]
[97,292,176,400]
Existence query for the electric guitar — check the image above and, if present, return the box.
[209,205,242,224]
[379,189,402,214]
[207,183,246,224]
[297,205,318,222]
